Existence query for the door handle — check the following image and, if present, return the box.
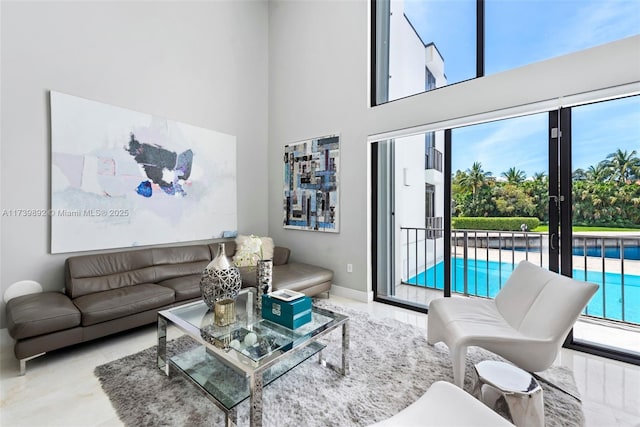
[550,233,559,251]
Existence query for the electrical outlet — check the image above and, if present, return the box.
[347,264,353,273]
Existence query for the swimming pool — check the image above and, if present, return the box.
[572,245,640,260]
[514,245,640,260]
[408,258,640,324]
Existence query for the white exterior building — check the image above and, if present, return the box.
[388,0,446,286]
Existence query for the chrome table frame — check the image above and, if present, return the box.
[157,293,349,427]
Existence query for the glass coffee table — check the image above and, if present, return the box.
[157,289,349,427]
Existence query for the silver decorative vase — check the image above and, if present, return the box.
[256,259,273,307]
[200,243,242,315]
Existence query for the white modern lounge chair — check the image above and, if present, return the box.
[427,260,599,388]
[369,380,515,427]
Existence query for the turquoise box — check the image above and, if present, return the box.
[261,295,312,329]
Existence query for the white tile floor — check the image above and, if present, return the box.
[0,295,639,426]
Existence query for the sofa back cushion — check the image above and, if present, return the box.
[151,245,211,282]
[65,244,213,299]
[273,247,290,265]
[65,248,156,299]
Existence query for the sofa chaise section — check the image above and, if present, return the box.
[214,241,333,296]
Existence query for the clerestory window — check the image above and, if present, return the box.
[372,0,640,105]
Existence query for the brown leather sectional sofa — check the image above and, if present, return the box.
[5,240,332,374]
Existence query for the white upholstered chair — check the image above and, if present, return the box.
[369,380,514,427]
[427,260,599,388]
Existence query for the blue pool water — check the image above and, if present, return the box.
[573,245,640,260]
[408,258,640,324]
[515,246,640,260]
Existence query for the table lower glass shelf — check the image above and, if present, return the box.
[169,341,326,410]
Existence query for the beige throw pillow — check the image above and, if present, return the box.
[233,235,274,267]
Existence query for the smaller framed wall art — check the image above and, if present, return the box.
[283,134,340,233]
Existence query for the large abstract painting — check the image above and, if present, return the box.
[283,135,339,232]
[50,91,237,253]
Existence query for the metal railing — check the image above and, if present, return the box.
[425,147,443,172]
[571,234,640,324]
[425,217,443,239]
[399,227,640,326]
[400,227,443,287]
[449,230,545,298]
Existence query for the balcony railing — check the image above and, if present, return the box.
[425,147,443,172]
[400,228,640,327]
[425,217,443,239]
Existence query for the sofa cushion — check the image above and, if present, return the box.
[273,263,333,291]
[154,261,209,283]
[151,245,211,282]
[157,274,202,301]
[239,262,333,291]
[73,284,175,326]
[273,247,290,266]
[6,292,81,340]
[65,248,156,299]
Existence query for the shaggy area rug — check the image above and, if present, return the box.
[95,302,584,426]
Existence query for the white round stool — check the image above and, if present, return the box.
[3,280,43,303]
[472,360,544,427]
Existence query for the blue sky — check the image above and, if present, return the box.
[404,0,640,84]
[451,96,640,177]
[403,0,640,177]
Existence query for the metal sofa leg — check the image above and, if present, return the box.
[19,353,46,376]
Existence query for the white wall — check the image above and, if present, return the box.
[0,1,269,327]
[268,0,640,300]
[268,0,371,300]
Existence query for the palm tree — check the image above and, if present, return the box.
[502,167,526,184]
[459,162,491,205]
[531,172,547,182]
[572,168,587,181]
[528,172,548,221]
[586,163,611,182]
[602,149,640,183]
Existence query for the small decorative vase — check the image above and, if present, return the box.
[256,259,273,307]
[214,298,236,327]
[200,243,242,319]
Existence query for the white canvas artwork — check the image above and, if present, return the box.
[50,91,237,253]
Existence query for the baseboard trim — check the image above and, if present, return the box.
[329,284,372,302]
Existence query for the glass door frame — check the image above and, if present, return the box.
[371,140,430,314]
[551,107,639,365]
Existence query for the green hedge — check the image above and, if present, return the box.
[452,217,540,231]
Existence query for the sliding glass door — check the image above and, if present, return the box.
[565,96,640,358]
[373,131,446,311]
[449,113,550,298]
